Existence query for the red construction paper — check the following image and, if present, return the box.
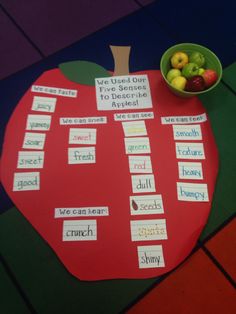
[0,68,218,280]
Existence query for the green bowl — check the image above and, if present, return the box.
[160,43,222,97]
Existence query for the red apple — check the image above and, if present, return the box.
[202,69,218,87]
[185,75,205,92]
[0,46,219,281]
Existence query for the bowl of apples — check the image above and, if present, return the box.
[160,43,222,97]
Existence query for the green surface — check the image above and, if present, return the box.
[0,208,157,314]
[222,62,236,92]
[199,81,236,239]
[0,262,31,314]
[59,61,111,86]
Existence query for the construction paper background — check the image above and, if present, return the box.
[0,68,218,280]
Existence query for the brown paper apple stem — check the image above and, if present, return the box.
[110,45,131,76]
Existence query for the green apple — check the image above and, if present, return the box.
[171,76,187,90]
[166,68,181,83]
[198,68,205,75]
[189,51,205,67]
[182,63,199,79]
[171,51,189,69]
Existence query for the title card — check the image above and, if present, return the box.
[95,75,152,110]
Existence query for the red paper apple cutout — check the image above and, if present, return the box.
[0,46,218,280]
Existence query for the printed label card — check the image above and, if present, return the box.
[122,120,147,137]
[13,172,40,191]
[17,151,44,169]
[55,207,109,218]
[26,114,51,131]
[131,219,167,241]
[129,194,164,215]
[60,116,107,125]
[32,96,57,113]
[131,174,156,193]
[173,124,202,140]
[178,162,203,180]
[138,245,165,268]
[69,128,97,144]
[114,111,154,121]
[63,220,97,241]
[128,156,152,173]
[177,182,209,202]
[95,75,152,110]
[22,132,46,150]
[125,137,151,154]
[68,147,96,164]
[31,85,77,98]
[176,142,205,159]
[161,113,207,124]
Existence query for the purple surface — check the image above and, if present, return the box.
[0,9,42,80]
[0,0,150,56]
[136,0,155,4]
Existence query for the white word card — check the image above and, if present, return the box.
[122,120,147,137]
[114,111,154,121]
[31,85,77,98]
[130,194,164,215]
[26,114,51,131]
[95,75,152,110]
[125,137,151,154]
[63,220,97,241]
[177,182,209,202]
[69,128,96,145]
[55,206,109,218]
[173,124,202,140]
[176,142,205,160]
[13,172,40,191]
[17,151,44,169]
[68,147,95,164]
[131,219,167,241]
[32,96,57,113]
[131,174,156,193]
[22,132,46,150]
[178,162,203,180]
[138,245,165,269]
[128,156,152,173]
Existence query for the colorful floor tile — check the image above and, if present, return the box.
[205,217,236,282]
[127,249,236,313]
